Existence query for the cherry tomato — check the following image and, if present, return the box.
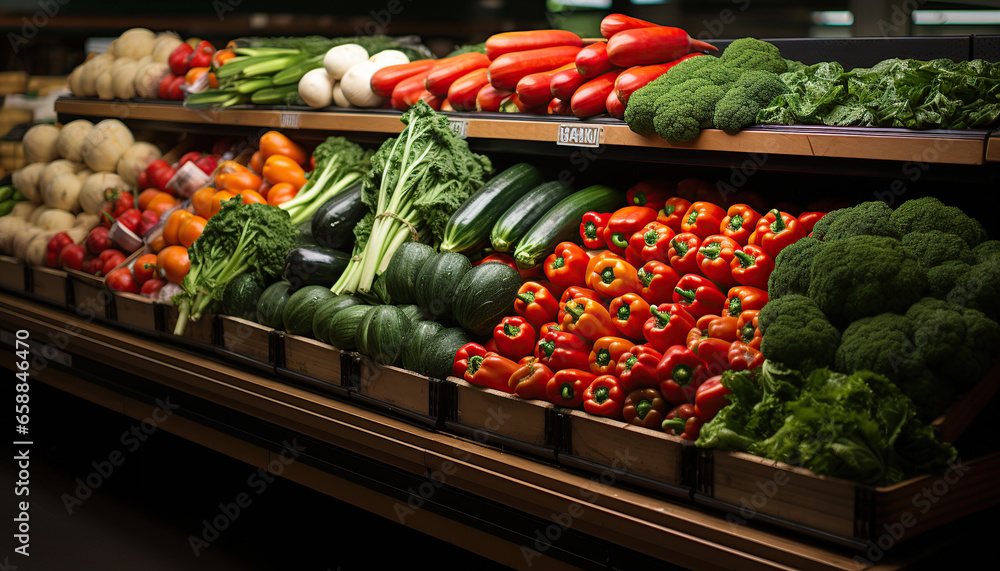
[133,253,158,284]
[157,245,190,284]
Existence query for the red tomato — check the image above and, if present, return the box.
[106,267,140,293]
[57,244,86,271]
[141,278,166,298]
[133,253,158,284]
[101,250,128,277]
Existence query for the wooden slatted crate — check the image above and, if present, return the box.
[352,359,442,427]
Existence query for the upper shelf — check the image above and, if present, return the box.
[55,97,999,167]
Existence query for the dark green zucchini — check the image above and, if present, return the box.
[310,182,366,251]
[312,294,366,343]
[415,251,472,323]
[327,304,375,350]
[398,304,428,324]
[490,181,576,252]
[381,241,436,305]
[422,327,475,380]
[402,320,444,374]
[453,262,522,337]
[221,272,265,321]
[282,285,337,336]
[256,280,293,330]
[439,163,544,254]
[283,246,351,290]
[354,305,411,366]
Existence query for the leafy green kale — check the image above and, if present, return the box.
[174,199,297,336]
[758,294,841,373]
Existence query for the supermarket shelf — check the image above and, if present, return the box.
[55,97,995,167]
[0,290,940,571]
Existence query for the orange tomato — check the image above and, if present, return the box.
[210,190,237,217]
[266,182,298,207]
[259,131,308,166]
[157,245,190,283]
[262,154,307,189]
[138,188,165,211]
[145,193,179,218]
[190,186,217,219]
[250,150,266,174]
[148,234,167,253]
[214,161,262,192]
[178,215,207,248]
[162,209,193,246]
[240,190,267,205]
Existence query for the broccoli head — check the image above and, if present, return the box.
[927,260,973,298]
[652,78,728,142]
[713,70,788,132]
[946,258,1000,322]
[900,229,976,269]
[905,297,1000,392]
[623,54,718,135]
[972,239,1000,263]
[767,235,827,299]
[718,37,789,74]
[758,294,841,373]
[806,234,927,325]
[810,201,898,241]
[889,196,989,248]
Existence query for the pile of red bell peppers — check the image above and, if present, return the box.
[453,178,832,440]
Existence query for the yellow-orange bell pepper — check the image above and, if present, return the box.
[262,154,307,189]
[214,161,263,193]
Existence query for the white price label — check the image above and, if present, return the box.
[556,124,603,148]
[449,119,469,139]
[280,113,301,128]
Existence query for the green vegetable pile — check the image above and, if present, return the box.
[173,199,297,336]
[757,58,1000,129]
[760,196,1000,421]
[697,363,958,487]
[623,38,792,142]
[279,136,373,226]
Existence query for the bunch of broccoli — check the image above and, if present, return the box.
[623,38,792,142]
[759,196,1000,420]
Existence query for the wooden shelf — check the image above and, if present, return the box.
[55,97,996,166]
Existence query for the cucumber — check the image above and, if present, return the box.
[282,285,337,336]
[283,245,351,289]
[312,294,365,343]
[439,163,544,254]
[490,181,575,252]
[220,272,266,321]
[0,199,16,217]
[513,184,622,270]
[422,327,475,380]
[256,280,293,330]
[415,251,472,323]
[452,262,522,337]
[310,182,366,251]
[326,304,374,350]
[355,305,411,366]
[402,320,444,374]
[381,241,436,305]
[0,185,12,203]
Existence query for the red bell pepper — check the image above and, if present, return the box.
[687,314,739,346]
[728,340,764,372]
[694,374,733,422]
[580,211,613,250]
[661,403,703,441]
[536,329,592,372]
[729,245,774,290]
[604,206,658,255]
[515,281,560,329]
[636,260,680,306]
[583,374,627,420]
[680,201,726,240]
[588,254,640,299]
[672,273,727,319]
[625,179,673,211]
[750,209,808,260]
[724,286,769,318]
[642,302,696,353]
[538,321,562,339]
[544,241,590,290]
[615,345,661,394]
[608,293,650,341]
[657,196,692,234]
[546,369,597,408]
[509,358,555,400]
[465,351,520,393]
[588,335,634,376]
[694,337,733,378]
[138,210,160,236]
[454,342,488,378]
[560,297,618,343]
[493,316,537,361]
[736,309,762,349]
[623,387,669,430]
[798,211,827,234]
[696,235,740,289]
[656,344,709,406]
[628,221,675,265]
[667,233,702,276]
[559,285,604,308]
[719,204,761,247]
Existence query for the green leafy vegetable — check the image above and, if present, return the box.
[279,136,373,226]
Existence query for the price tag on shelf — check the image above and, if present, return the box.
[280,113,301,129]
[556,124,603,148]
[449,118,469,139]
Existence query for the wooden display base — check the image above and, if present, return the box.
[0,255,27,291]
[161,304,216,346]
[65,268,109,319]
[280,334,347,395]
[216,316,274,371]
[352,359,442,427]
[110,291,158,332]
[29,265,68,304]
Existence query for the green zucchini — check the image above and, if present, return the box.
[415,251,472,323]
[513,185,622,270]
[220,272,266,321]
[490,181,575,252]
[310,182,366,251]
[283,245,351,289]
[381,241,436,305]
[256,280,293,330]
[452,262,522,337]
[422,327,475,380]
[402,320,444,374]
[439,163,544,254]
[282,285,337,336]
[355,305,411,366]
[398,304,429,324]
[326,304,374,350]
[312,294,366,343]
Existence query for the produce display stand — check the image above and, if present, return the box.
[0,254,27,291]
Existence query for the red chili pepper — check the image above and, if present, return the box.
[694,375,733,422]
[536,329,592,372]
[672,273,726,319]
[729,245,774,290]
[604,206,658,256]
[614,55,704,104]
[636,260,680,306]
[608,293,650,341]
[588,335,634,376]
[667,232,702,276]
[628,220,675,265]
[588,254,641,299]
[719,204,761,247]
[600,13,659,39]
[680,202,726,241]
[615,344,661,394]
[515,281,560,330]
[643,302,696,353]
[544,242,590,290]
[622,387,669,430]
[546,369,596,408]
[583,375,627,420]
[657,197,692,234]
[750,209,808,260]
[606,27,718,68]
[661,403,703,441]
[696,235,740,290]
[580,211,613,250]
[493,316,537,362]
[575,40,617,79]
[656,345,709,406]
[724,286,769,318]
[548,67,587,101]
[728,340,764,372]
[736,309,762,349]
[509,358,555,400]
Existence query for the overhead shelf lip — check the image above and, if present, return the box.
[55,96,990,166]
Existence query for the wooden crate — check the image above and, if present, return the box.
[0,255,27,291]
[161,304,216,345]
[279,334,348,396]
[694,450,1000,550]
[352,359,442,427]
[29,265,68,304]
[65,268,110,319]
[558,409,695,497]
[443,376,558,459]
[217,316,274,369]
[112,292,159,332]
